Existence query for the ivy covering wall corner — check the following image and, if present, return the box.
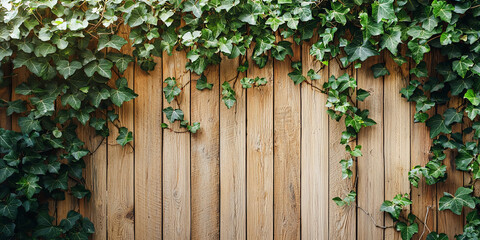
[0,0,479,239]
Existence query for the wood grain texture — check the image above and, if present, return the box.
[191,65,220,239]
[78,114,107,240]
[106,25,135,239]
[411,53,436,240]
[301,39,329,240]
[328,58,356,240]
[246,47,274,239]
[219,56,246,240]
[162,48,191,240]
[134,56,163,239]
[384,49,411,240]
[273,38,300,240]
[436,99,464,238]
[357,55,385,240]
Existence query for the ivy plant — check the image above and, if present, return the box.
[0,0,479,239]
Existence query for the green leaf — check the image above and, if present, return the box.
[17,175,40,199]
[163,107,184,123]
[371,63,390,78]
[345,37,379,62]
[452,56,474,78]
[288,69,306,85]
[396,221,418,240]
[307,69,320,80]
[56,60,82,79]
[59,211,82,232]
[426,232,448,240]
[407,41,430,64]
[117,127,133,146]
[381,30,402,55]
[187,122,201,133]
[34,43,56,57]
[18,115,42,134]
[110,86,137,107]
[356,89,370,101]
[0,194,22,219]
[6,100,26,116]
[373,0,396,23]
[438,187,475,215]
[432,0,455,22]
[108,53,133,74]
[464,89,480,106]
[196,75,213,90]
[426,114,451,138]
[221,82,236,109]
[84,59,113,79]
[443,108,462,126]
[98,35,127,51]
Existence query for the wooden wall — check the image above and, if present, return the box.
[5,40,467,239]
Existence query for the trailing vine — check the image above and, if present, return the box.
[0,0,479,239]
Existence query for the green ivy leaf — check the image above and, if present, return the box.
[163,107,184,123]
[452,56,474,78]
[17,175,41,199]
[432,0,455,22]
[426,114,451,138]
[373,0,396,23]
[288,69,306,85]
[196,74,213,90]
[371,63,390,78]
[425,232,448,240]
[110,86,137,107]
[464,89,480,106]
[221,82,236,109]
[345,37,379,62]
[396,221,418,240]
[18,115,42,134]
[56,60,82,79]
[116,127,133,146]
[443,108,462,126]
[438,187,475,215]
[6,100,26,116]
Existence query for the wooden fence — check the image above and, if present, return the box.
[4,36,468,239]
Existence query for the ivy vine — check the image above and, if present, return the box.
[0,0,479,239]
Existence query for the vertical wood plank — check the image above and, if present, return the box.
[436,100,464,238]
[219,56,246,240]
[273,38,300,240]
[357,55,385,240]
[162,49,191,239]
[328,59,356,240]
[301,39,329,239]
[191,65,220,239]
[435,51,464,238]
[384,49,411,240]
[411,53,436,240]
[107,25,135,239]
[246,47,274,239]
[134,57,163,239]
[78,116,107,240]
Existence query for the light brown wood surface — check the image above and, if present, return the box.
[301,39,329,240]
[191,65,220,239]
[219,56,247,240]
[328,57,357,240]
[273,36,301,240]
[134,56,163,239]
[384,49,411,240]
[106,25,135,239]
[162,47,191,240]
[246,46,274,239]
[5,41,468,239]
[357,55,385,240]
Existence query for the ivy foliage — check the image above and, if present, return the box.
[0,0,479,238]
